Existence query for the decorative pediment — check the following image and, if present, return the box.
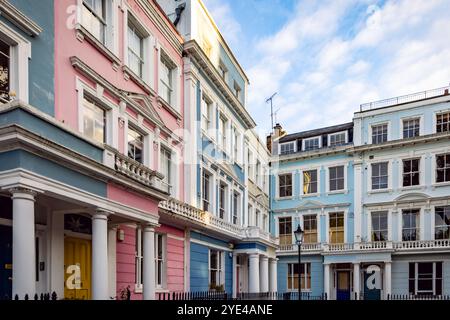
[127,94,164,127]
[393,192,431,203]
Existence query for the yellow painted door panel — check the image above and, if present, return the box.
[64,237,91,300]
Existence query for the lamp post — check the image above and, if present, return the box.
[294,224,304,301]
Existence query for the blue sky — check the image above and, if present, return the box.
[203,0,450,137]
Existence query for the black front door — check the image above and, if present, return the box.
[363,267,381,300]
[0,225,12,299]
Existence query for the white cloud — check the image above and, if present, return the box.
[244,0,450,134]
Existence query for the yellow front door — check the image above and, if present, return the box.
[64,237,92,300]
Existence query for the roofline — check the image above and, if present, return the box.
[281,122,354,141]
[197,0,250,84]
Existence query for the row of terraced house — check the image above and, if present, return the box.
[0,0,449,301]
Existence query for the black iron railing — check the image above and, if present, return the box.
[0,292,58,300]
[387,294,450,300]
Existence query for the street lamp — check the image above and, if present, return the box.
[294,224,304,301]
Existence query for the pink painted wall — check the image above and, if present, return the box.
[54,0,186,201]
[107,183,159,217]
[116,224,185,299]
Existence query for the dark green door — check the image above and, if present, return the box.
[0,225,12,300]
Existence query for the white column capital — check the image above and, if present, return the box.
[260,255,269,262]
[9,187,38,200]
[93,209,112,219]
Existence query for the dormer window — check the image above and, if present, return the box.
[219,60,228,82]
[303,136,321,151]
[280,141,296,155]
[328,131,347,147]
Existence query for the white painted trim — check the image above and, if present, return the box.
[278,141,297,155]
[327,130,348,147]
[325,209,348,244]
[300,167,320,197]
[0,20,31,103]
[367,159,392,192]
[190,237,232,252]
[433,109,450,134]
[369,121,391,144]
[302,135,322,151]
[399,114,424,139]
[325,163,348,193]
[367,210,391,242]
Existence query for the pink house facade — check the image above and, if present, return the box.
[54,0,186,299]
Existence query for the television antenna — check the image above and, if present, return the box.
[265,92,277,133]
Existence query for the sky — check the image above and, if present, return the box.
[202,0,450,137]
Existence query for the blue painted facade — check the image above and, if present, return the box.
[271,91,450,299]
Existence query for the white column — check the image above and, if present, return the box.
[353,263,360,300]
[232,254,237,299]
[248,254,260,293]
[260,256,269,293]
[143,225,155,300]
[384,262,391,300]
[11,188,37,299]
[92,211,109,300]
[324,264,331,300]
[108,226,117,299]
[354,162,363,243]
[269,258,278,292]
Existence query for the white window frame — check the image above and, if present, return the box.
[368,210,391,242]
[370,122,390,144]
[400,116,423,139]
[201,169,213,212]
[434,152,450,185]
[233,80,242,101]
[201,92,214,136]
[278,216,293,245]
[435,111,450,134]
[279,141,297,155]
[0,21,30,103]
[218,113,228,152]
[155,233,167,290]
[301,168,320,196]
[367,160,392,193]
[232,190,242,225]
[218,181,228,220]
[409,262,443,296]
[158,48,180,111]
[218,60,228,82]
[302,214,319,244]
[302,136,322,151]
[287,262,311,292]
[208,249,225,289]
[400,157,422,189]
[433,206,450,240]
[160,141,176,196]
[401,208,422,241]
[326,164,347,193]
[277,172,294,199]
[76,79,115,145]
[327,131,348,147]
[123,9,154,87]
[325,210,347,244]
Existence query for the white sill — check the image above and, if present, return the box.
[433,182,450,188]
[75,24,120,66]
[368,188,392,195]
[202,131,216,143]
[276,196,293,201]
[326,189,347,195]
[301,193,319,198]
[400,185,424,192]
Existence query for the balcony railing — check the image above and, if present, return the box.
[160,198,278,244]
[114,151,171,194]
[276,239,450,254]
[360,85,450,112]
[393,239,450,250]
